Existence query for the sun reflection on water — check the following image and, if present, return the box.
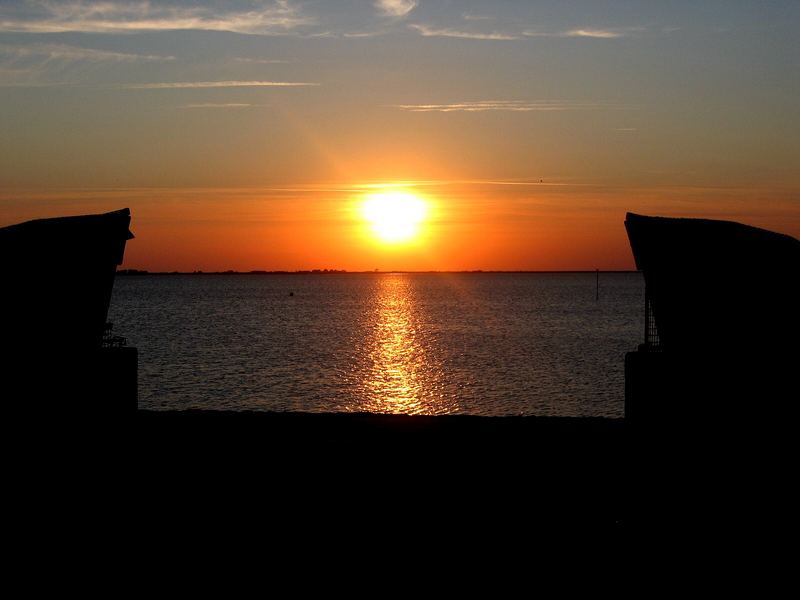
[360,274,456,415]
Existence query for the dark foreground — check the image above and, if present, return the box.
[138,407,796,533]
[140,409,629,528]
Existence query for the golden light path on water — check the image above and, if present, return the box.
[359,274,458,415]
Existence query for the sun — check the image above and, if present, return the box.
[362,191,428,244]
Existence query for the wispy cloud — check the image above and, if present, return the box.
[564,29,625,39]
[178,103,260,109]
[123,80,319,89]
[374,1,418,18]
[343,31,386,38]
[409,24,519,41]
[0,43,174,63]
[0,1,311,34]
[234,57,291,65]
[0,41,173,86]
[409,22,640,41]
[462,13,493,22]
[523,27,641,39]
[0,79,78,88]
[394,100,631,112]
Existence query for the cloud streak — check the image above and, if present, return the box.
[178,103,260,109]
[409,24,519,40]
[374,1,418,18]
[0,1,311,34]
[410,23,640,41]
[564,29,624,38]
[524,27,642,39]
[0,41,173,86]
[123,80,319,89]
[234,57,291,65]
[462,13,493,22]
[0,43,174,63]
[393,100,631,112]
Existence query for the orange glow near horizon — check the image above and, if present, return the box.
[1,182,798,273]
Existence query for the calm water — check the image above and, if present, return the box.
[113,272,643,417]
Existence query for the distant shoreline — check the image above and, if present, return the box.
[117,269,640,276]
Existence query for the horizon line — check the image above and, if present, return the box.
[117,269,639,275]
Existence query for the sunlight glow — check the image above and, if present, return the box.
[362,191,428,243]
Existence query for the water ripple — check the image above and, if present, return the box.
[112,272,643,416]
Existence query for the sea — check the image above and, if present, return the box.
[113,272,643,417]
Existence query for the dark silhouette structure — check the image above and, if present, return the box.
[0,208,136,405]
[624,212,799,421]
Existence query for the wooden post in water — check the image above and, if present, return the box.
[596,269,599,301]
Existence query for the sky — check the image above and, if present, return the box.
[1,0,798,271]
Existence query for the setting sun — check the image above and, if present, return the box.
[362,191,428,244]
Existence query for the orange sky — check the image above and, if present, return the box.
[1,1,798,271]
[1,181,797,271]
